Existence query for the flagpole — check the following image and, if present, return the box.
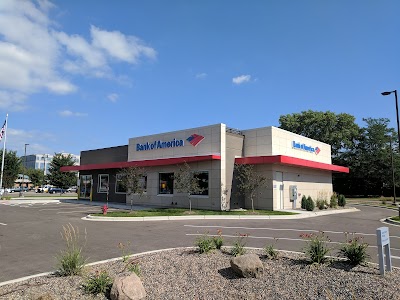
[0,114,9,190]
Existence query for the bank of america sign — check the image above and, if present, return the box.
[292,141,320,155]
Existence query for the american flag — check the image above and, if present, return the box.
[0,120,6,142]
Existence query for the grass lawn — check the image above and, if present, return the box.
[390,216,400,222]
[93,208,297,217]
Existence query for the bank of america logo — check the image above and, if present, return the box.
[315,147,321,155]
[187,134,204,147]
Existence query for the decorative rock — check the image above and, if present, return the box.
[110,273,146,300]
[230,254,264,278]
[34,292,54,300]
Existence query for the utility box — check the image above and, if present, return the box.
[289,185,297,202]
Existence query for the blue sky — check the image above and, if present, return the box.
[0,0,399,156]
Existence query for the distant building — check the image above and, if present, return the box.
[21,153,80,175]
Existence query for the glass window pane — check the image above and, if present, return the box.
[193,172,209,195]
[159,173,174,194]
[98,174,109,193]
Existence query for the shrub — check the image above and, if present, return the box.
[213,229,224,250]
[301,195,307,209]
[339,234,370,266]
[330,193,338,208]
[56,224,87,276]
[301,232,330,264]
[83,270,113,295]
[316,199,325,210]
[264,244,278,259]
[338,194,346,207]
[305,196,315,211]
[230,233,247,256]
[195,233,215,254]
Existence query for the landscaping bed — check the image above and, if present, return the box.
[92,208,297,217]
[0,248,398,300]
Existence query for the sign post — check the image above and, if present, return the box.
[376,227,392,275]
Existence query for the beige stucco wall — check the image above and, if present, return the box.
[126,124,225,210]
[242,126,332,164]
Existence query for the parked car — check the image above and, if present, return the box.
[66,186,78,193]
[0,188,11,196]
[10,187,28,193]
[48,187,66,194]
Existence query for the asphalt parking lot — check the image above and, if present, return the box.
[1,200,400,283]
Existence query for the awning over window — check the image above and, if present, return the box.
[61,154,221,172]
[235,155,349,173]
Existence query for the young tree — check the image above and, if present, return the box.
[234,163,267,212]
[47,153,77,189]
[174,162,204,212]
[0,150,21,188]
[119,166,147,210]
[26,168,45,188]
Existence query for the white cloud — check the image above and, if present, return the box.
[6,127,55,155]
[232,75,251,85]
[59,110,88,117]
[0,0,156,110]
[107,93,119,102]
[196,73,207,79]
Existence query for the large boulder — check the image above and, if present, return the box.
[110,273,146,300]
[230,254,264,278]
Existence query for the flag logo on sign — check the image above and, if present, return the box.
[187,134,205,147]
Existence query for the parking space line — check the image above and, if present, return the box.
[184,224,400,239]
[0,222,6,225]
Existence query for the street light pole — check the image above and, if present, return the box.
[389,137,397,205]
[382,90,400,152]
[20,143,29,197]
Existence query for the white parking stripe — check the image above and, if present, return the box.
[184,225,400,239]
[186,233,400,251]
[0,222,7,225]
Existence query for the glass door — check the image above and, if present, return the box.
[79,175,92,199]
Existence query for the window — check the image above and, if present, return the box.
[98,174,109,193]
[115,174,127,194]
[139,176,147,192]
[193,171,209,196]
[159,172,174,194]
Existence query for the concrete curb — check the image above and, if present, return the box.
[83,207,359,221]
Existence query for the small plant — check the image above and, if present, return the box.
[305,196,315,211]
[213,229,224,250]
[381,199,387,205]
[338,194,346,207]
[339,233,370,266]
[264,239,279,259]
[330,193,338,208]
[300,232,330,264]
[83,270,113,295]
[101,205,108,215]
[56,223,87,276]
[118,242,132,262]
[124,259,141,276]
[195,232,215,254]
[316,199,324,210]
[301,195,307,209]
[230,233,248,256]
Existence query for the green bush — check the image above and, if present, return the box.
[126,261,141,276]
[230,234,247,256]
[301,195,307,209]
[264,244,278,259]
[305,196,315,211]
[301,232,330,264]
[195,233,215,254]
[213,230,224,250]
[316,199,325,210]
[339,235,370,266]
[83,270,113,295]
[338,194,346,207]
[330,193,338,208]
[56,224,87,276]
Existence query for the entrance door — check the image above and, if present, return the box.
[276,172,284,209]
[79,175,92,200]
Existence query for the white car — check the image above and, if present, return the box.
[0,188,11,195]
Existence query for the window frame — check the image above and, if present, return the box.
[115,173,127,194]
[158,172,174,195]
[98,174,109,193]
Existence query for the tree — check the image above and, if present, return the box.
[174,162,204,212]
[47,153,77,189]
[26,168,45,188]
[118,166,147,210]
[234,163,267,212]
[0,150,21,188]
[279,110,360,159]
